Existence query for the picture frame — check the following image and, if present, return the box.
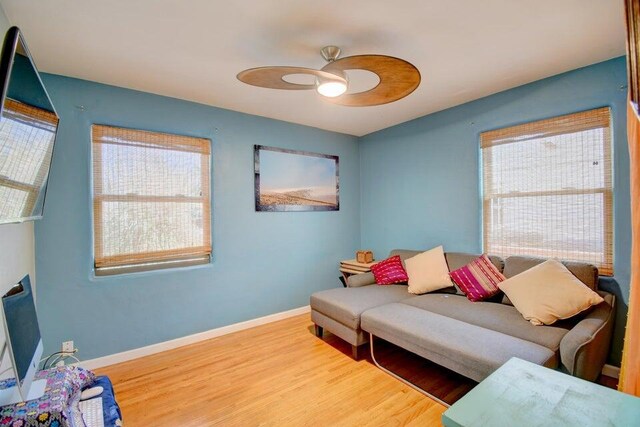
[254,145,339,212]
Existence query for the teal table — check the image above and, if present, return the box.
[442,357,640,427]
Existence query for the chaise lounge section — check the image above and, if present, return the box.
[310,251,492,359]
[310,249,615,382]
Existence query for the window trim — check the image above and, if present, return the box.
[93,255,211,277]
[91,124,212,275]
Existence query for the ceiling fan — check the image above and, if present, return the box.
[237,46,421,107]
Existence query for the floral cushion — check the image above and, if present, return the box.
[0,366,95,427]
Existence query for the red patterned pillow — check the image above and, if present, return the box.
[449,254,506,301]
[370,255,409,285]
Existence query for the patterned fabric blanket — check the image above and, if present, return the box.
[0,366,95,427]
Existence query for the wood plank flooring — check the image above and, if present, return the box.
[371,339,476,405]
[96,314,447,426]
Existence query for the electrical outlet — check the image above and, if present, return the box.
[62,341,74,353]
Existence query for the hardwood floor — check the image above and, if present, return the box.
[96,314,447,426]
[370,339,476,405]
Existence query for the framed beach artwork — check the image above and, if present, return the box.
[254,145,339,212]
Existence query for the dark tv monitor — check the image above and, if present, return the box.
[0,26,59,224]
[0,275,45,405]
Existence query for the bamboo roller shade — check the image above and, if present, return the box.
[481,107,613,276]
[92,125,211,270]
[0,99,58,218]
[4,98,58,127]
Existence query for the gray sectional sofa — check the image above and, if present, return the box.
[310,250,615,382]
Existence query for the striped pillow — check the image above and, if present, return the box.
[370,255,409,285]
[449,254,506,301]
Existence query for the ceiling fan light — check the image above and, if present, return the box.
[316,71,348,98]
[317,80,348,97]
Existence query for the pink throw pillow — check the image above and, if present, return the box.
[449,254,506,301]
[370,255,409,285]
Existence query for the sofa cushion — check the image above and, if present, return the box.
[370,255,409,285]
[361,303,555,382]
[389,250,505,273]
[402,294,570,351]
[405,246,453,295]
[503,256,598,290]
[446,252,505,296]
[449,254,506,301]
[389,249,423,261]
[445,252,505,273]
[388,250,504,296]
[502,256,599,305]
[310,285,412,330]
[499,259,604,326]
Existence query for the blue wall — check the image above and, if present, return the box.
[35,75,360,360]
[35,57,630,365]
[359,57,630,364]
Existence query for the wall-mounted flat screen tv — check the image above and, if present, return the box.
[0,26,59,224]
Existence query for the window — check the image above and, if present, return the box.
[92,125,211,275]
[0,99,58,219]
[481,107,613,275]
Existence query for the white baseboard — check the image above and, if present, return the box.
[78,305,310,370]
[78,305,621,380]
[602,363,620,379]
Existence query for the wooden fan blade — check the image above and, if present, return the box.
[237,66,345,90]
[321,55,420,106]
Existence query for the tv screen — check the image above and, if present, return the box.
[0,27,59,224]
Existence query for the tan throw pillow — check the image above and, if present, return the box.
[405,246,453,295]
[498,259,604,325]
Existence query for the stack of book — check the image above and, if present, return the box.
[339,259,377,276]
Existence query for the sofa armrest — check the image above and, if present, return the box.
[346,272,376,287]
[559,291,615,381]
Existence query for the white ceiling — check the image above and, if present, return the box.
[0,0,626,136]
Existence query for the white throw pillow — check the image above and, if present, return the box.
[405,246,453,295]
[498,259,604,325]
